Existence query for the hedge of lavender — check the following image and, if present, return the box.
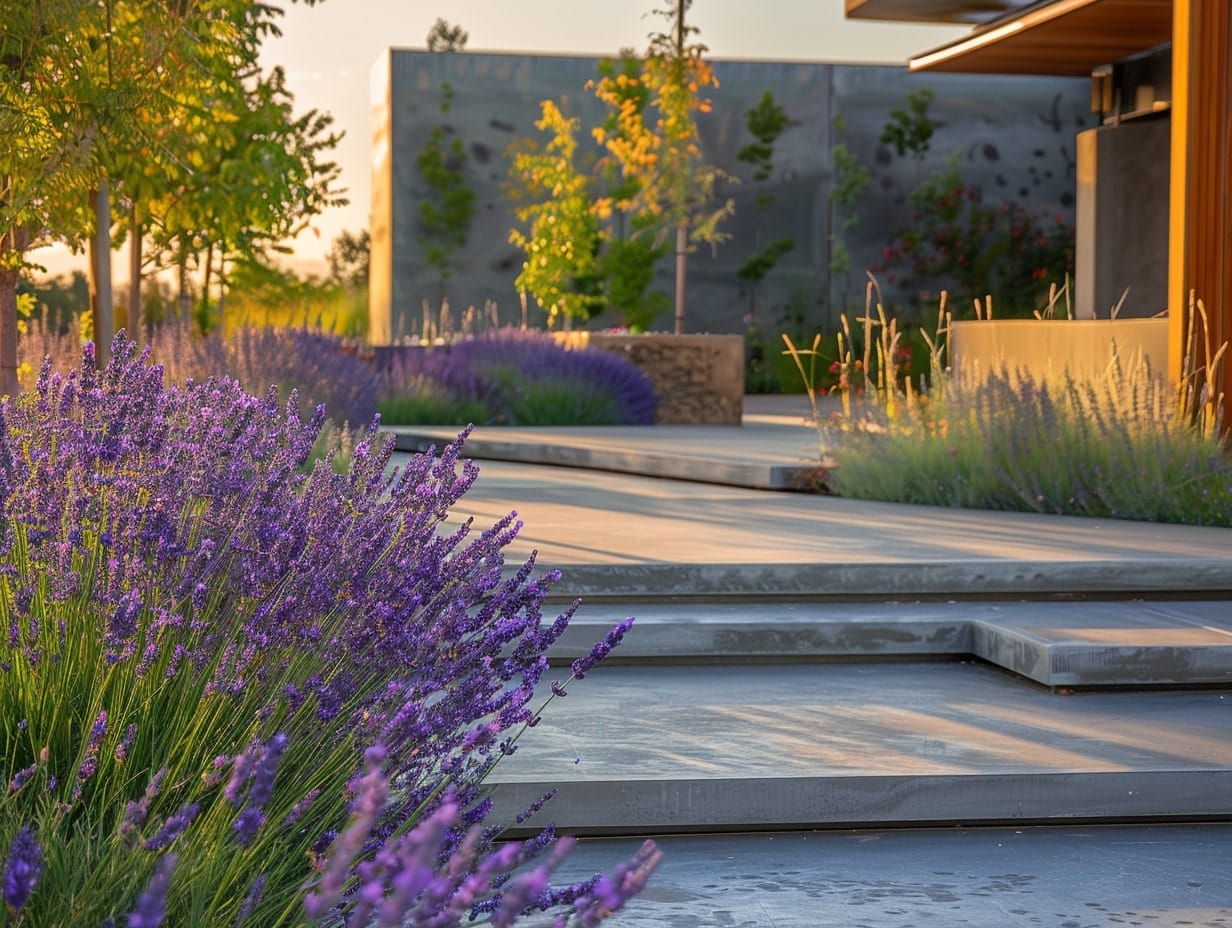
[377,330,658,426]
[18,317,381,429]
[0,336,656,926]
[151,323,381,429]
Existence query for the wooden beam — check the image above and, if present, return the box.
[1168,0,1232,432]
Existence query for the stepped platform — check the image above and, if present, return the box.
[385,400,1232,926]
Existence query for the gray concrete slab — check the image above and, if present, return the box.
[551,825,1232,927]
[386,421,826,490]
[423,457,1232,598]
[556,601,1232,687]
[487,662,1232,833]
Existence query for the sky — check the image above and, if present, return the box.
[41,1,968,281]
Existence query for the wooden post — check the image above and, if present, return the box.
[1168,0,1232,428]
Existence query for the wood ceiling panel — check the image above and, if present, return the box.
[905,0,1173,75]
[846,0,1039,23]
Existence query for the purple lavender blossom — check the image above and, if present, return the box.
[248,732,288,808]
[376,329,658,425]
[127,854,176,928]
[115,723,137,764]
[3,825,43,914]
[5,333,650,925]
[232,808,267,848]
[303,747,388,920]
[235,875,265,926]
[570,840,662,927]
[571,617,635,680]
[142,803,199,852]
[8,762,38,794]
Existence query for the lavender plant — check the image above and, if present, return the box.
[378,329,657,426]
[17,318,381,429]
[0,335,654,925]
[151,322,380,427]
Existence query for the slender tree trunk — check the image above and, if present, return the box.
[178,256,191,322]
[201,242,214,329]
[89,180,114,367]
[0,266,20,399]
[674,220,687,334]
[0,221,30,398]
[672,0,688,335]
[216,241,226,327]
[128,199,141,343]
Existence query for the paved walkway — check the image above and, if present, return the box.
[385,395,1232,598]
[384,402,1232,927]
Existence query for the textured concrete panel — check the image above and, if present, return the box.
[371,50,1089,340]
[557,600,1232,687]
[486,662,1232,832]
[555,826,1232,927]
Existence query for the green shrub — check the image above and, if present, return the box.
[378,386,492,426]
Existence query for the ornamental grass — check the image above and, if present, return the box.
[1,335,655,926]
[788,289,1231,526]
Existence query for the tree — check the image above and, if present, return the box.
[327,229,370,290]
[589,52,670,331]
[507,100,603,328]
[142,61,344,332]
[639,0,732,333]
[736,90,797,322]
[0,0,342,395]
[828,112,871,306]
[426,18,468,52]
[0,1,115,395]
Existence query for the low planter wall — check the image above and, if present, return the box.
[949,318,1170,385]
[553,333,745,425]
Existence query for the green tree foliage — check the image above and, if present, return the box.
[641,0,733,332]
[421,17,463,52]
[588,52,670,331]
[736,90,797,320]
[879,87,936,163]
[507,100,604,327]
[426,17,468,52]
[327,228,370,291]
[144,62,344,333]
[0,0,343,394]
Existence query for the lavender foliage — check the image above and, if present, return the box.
[0,335,649,924]
[378,329,658,425]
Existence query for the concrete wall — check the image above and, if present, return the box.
[371,49,1090,344]
[1074,117,1170,320]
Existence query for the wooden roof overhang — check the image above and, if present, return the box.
[905,0,1173,75]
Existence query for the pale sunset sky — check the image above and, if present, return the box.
[41,1,967,280]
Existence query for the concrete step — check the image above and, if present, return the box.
[553,824,1232,927]
[554,600,1232,687]
[385,421,825,491]
[544,559,1232,601]
[487,661,1232,836]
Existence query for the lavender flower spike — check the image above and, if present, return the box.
[128,854,177,928]
[570,617,635,680]
[3,825,43,915]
